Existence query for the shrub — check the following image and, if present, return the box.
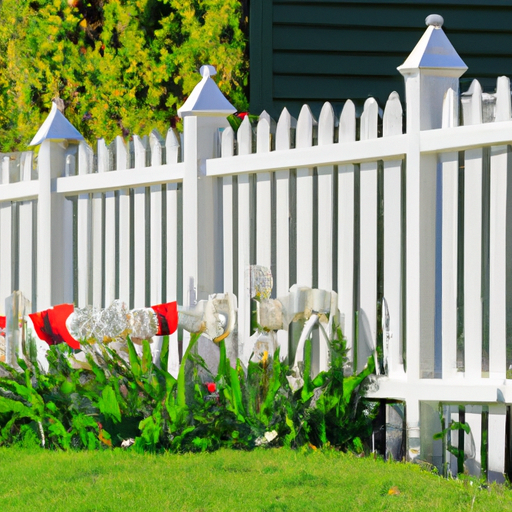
[0,0,248,150]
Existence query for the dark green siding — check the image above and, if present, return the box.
[250,0,512,119]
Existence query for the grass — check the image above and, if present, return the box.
[0,448,511,511]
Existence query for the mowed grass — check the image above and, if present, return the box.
[0,448,511,512]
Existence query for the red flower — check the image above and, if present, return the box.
[206,382,216,393]
[151,302,178,336]
[29,304,80,349]
[236,112,248,119]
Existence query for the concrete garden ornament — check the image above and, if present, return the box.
[246,265,341,390]
[0,292,236,369]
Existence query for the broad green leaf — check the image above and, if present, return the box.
[0,397,35,419]
[99,385,122,423]
[160,335,169,371]
[142,339,153,374]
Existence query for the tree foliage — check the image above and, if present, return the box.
[0,0,248,150]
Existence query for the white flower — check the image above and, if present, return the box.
[255,430,278,446]
[264,430,278,443]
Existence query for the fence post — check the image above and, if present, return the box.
[36,140,74,310]
[178,66,236,309]
[397,14,467,460]
[31,102,84,310]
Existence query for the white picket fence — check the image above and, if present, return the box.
[2,19,512,478]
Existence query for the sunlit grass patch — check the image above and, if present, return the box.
[1,448,512,512]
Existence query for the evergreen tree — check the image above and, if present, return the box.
[0,0,248,150]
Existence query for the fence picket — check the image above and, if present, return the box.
[275,108,295,298]
[358,97,379,372]
[465,405,483,476]
[221,127,235,293]
[221,126,235,158]
[337,100,356,360]
[133,135,148,307]
[382,92,404,376]
[256,115,273,271]
[237,116,252,360]
[274,108,296,360]
[295,105,316,288]
[489,405,506,479]
[317,102,335,292]
[440,88,459,379]
[165,143,179,376]
[77,142,93,307]
[238,172,251,361]
[166,128,180,164]
[90,140,107,307]
[237,116,252,156]
[101,139,116,306]
[18,152,35,307]
[116,137,131,305]
[148,130,165,362]
[462,80,484,379]
[150,131,164,306]
[489,76,511,379]
[316,102,336,371]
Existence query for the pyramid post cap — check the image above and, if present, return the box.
[29,102,85,146]
[178,65,236,118]
[397,15,467,78]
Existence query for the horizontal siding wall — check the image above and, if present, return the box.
[251,0,512,119]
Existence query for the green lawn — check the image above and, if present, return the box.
[0,447,511,511]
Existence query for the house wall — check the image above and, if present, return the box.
[250,0,512,119]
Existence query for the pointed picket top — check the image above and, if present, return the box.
[276,107,296,150]
[29,101,85,146]
[461,79,483,126]
[1,155,9,184]
[178,65,236,118]
[258,110,275,127]
[237,115,253,155]
[495,76,512,122]
[318,102,336,145]
[133,135,147,167]
[78,141,94,175]
[166,128,180,163]
[257,112,275,153]
[115,136,128,170]
[360,98,379,140]
[398,15,467,78]
[256,117,271,153]
[221,126,235,157]
[338,100,356,143]
[21,152,33,182]
[383,92,403,137]
[150,129,165,166]
[296,104,317,148]
[442,88,459,128]
[97,139,110,173]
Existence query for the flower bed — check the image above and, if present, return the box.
[0,325,376,453]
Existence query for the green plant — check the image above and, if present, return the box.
[434,406,471,476]
[0,322,376,454]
